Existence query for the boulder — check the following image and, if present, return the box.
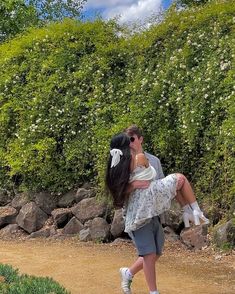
[180,225,208,249]
[111,238,132,245]
[0,206,18,227]
[90,217,110,242]
[11,193,29,211]
[16,202,48,233]
[62,216,83,235]
[0,224,27,239]
[71,198,107,223]
[0,189,12,206]
[110,209,124,238]
[75,188,94,203]
[162,200,182,231]
[164,226,180,242]
[58,190,77,208]
[51,208,72,228]
[79,228,92,242]
[213,220,235,248]
[33,191,58,214]
[29,227,51,238]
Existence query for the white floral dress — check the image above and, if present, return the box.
[124,166,178,233]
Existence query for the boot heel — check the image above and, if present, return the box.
[193,214,200,226]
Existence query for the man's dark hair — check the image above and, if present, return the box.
[124,124,143,138]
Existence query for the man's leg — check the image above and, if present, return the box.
[143,253,158,292]
[129,255,160,276]
[120,217,164,293]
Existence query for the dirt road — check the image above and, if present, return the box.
[0,239,234,294]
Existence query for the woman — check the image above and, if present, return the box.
[106,133,209,229]
[105,132,209,294]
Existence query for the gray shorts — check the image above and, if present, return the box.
[129,216,165,256]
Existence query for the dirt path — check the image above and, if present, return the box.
[0,239,234,294]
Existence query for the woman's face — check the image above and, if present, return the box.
[129,134,143,152]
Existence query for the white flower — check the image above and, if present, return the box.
[220,62,230,71]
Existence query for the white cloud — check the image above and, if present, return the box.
[85,0,136,9]
[84,0,163,23]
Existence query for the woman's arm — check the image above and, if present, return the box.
[136,153,149,168]
[130,152,149,172]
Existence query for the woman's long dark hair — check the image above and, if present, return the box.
[105,133,131,208]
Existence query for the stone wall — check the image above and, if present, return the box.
[0,187,219,250]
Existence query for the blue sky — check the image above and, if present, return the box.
[83,0,173,23]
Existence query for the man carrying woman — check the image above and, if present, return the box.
[105,126,209,294]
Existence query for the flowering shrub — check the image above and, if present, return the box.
[0,0,234,220]
[0,19,121,192]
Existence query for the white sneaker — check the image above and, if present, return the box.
[119,267,132,294]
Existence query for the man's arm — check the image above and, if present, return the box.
[126,180,150,194]
[157,158,164,179]
[145,152,164,179]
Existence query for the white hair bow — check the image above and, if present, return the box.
[110,148,123,168]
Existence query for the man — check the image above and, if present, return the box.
[119,125,165,294]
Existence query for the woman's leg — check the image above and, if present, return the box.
[175,173,209,225]
[175,190,187,206]
[175,173,196,204]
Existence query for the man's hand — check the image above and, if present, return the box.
[127,180,150,194]
[132,180,150,189]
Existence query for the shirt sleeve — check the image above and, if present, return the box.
[145,152,165,179]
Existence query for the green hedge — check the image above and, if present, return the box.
[0,19,121,192]
[0,0,234,221]
[0,263,70,293]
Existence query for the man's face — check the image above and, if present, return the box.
[129,134,143,152]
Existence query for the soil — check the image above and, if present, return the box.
[0,238,234,294]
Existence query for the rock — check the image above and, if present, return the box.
[110,209,124,238]
[164,226,179,242]
[84,219,93,228]
[11,193,29,211]
[162,200,182,231]
[58,188,95,208]
[62,216,83,235]
[90,217,110,242]
[75,188,94,203]
[16,202,48,233]
[29,227,51,238]
[0,189,12,206]
[71,198,107,224]
[33,192,58,214]
[58,190,77,208]
[51,208,72,228]
[79,228,91,242]
[81,182,93,190]
[0,224,27,239]
[111,238,132,245]
[213,220,235,248]
[180,225,208,250]
[0,206,18,227]
[215,255,222,261]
